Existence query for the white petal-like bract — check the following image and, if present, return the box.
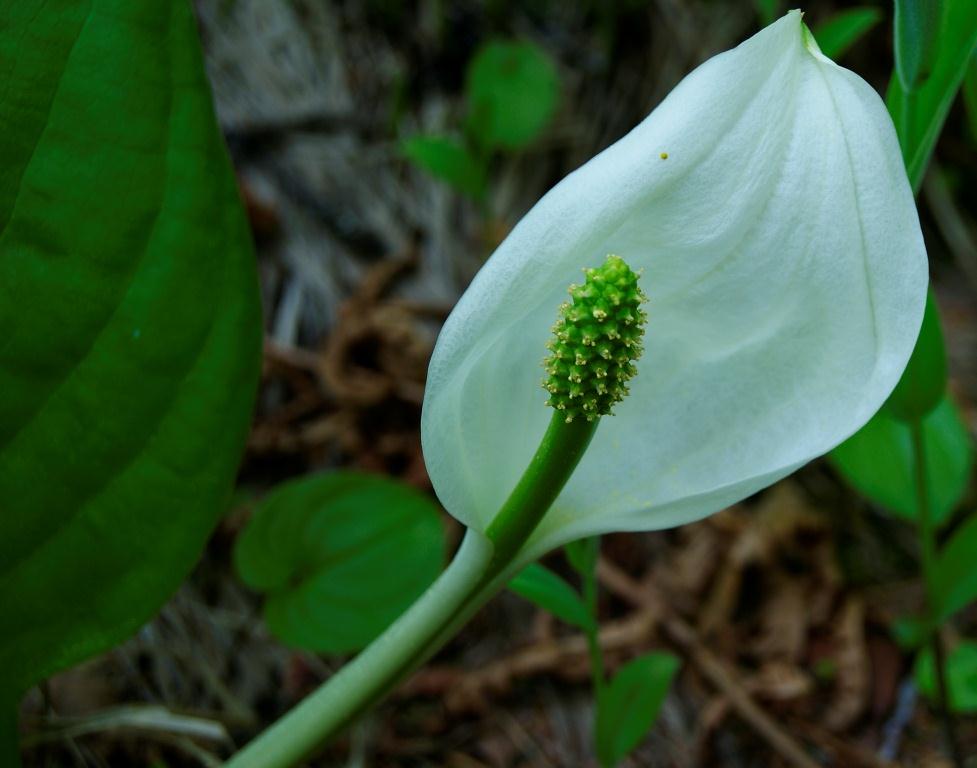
[421,12,927,559]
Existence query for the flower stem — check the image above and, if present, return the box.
[225,412,598,768]
[910,420,963,768]
[485,416,598,569]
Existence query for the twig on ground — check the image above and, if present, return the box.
[791,720,897,768]
[879,680,917,762]
[21,705,230,748]
[157,734,225,768]
[496,708,559,768]
[403,605,660,711]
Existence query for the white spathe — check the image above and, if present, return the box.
[421,11,927,560]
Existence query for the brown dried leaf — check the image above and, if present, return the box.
[745,660,814,703]
[824,598,869,731]
[753,580,810,663]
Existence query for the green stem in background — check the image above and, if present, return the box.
[225,413,597,768]
[910,421,964,768]
[579,537,606,698]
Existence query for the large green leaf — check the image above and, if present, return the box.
[0,0,262,745]
[830,395,973,527]
[893,0,942,92]
[234,472,445,654]
[887,0,977,191]
[595,652,680,768]
[964,54,977,144]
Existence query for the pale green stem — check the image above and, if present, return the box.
[225,413,598,768]
[910,420,963,768]
[224,530,494,768]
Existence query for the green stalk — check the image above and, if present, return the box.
[580,538,606,698]
[910,420,963,768]
[225,413,597,768]
[485,417,597,569]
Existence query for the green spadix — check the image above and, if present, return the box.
[544,255,647,422]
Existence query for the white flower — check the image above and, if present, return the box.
[421,11,927,560]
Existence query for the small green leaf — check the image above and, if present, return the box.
[891,615,931,650]
[0,0,261,723]
[465,40,559,151]
[508,563,594,631]
[234,472,445,653]
[565,536,600,578]
[830,395,973,527]
[595,653,680,768]
[887,0,977,191]
[915,640,977,713]
[400,135,486,199]
[934,514,977,621]
[813,7,883,60]
[885,291,948,422]
[894,0,942,91]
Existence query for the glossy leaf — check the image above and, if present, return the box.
[509,563,594,631]
[465,40,559,151]
[234,472,445,653]
[894,0,942,91]
[595,652,680,767]
[934,514,977,621]
[0,0,261,727]
[915,640,977,713]
[885,291,947,421]
[831,395,972,527]
[887,0,977,191]
[813,7,883,60]
[401,135,486,199]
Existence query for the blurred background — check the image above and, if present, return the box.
[20,0,977,765]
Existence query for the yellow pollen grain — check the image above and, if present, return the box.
[660,152,668,159]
